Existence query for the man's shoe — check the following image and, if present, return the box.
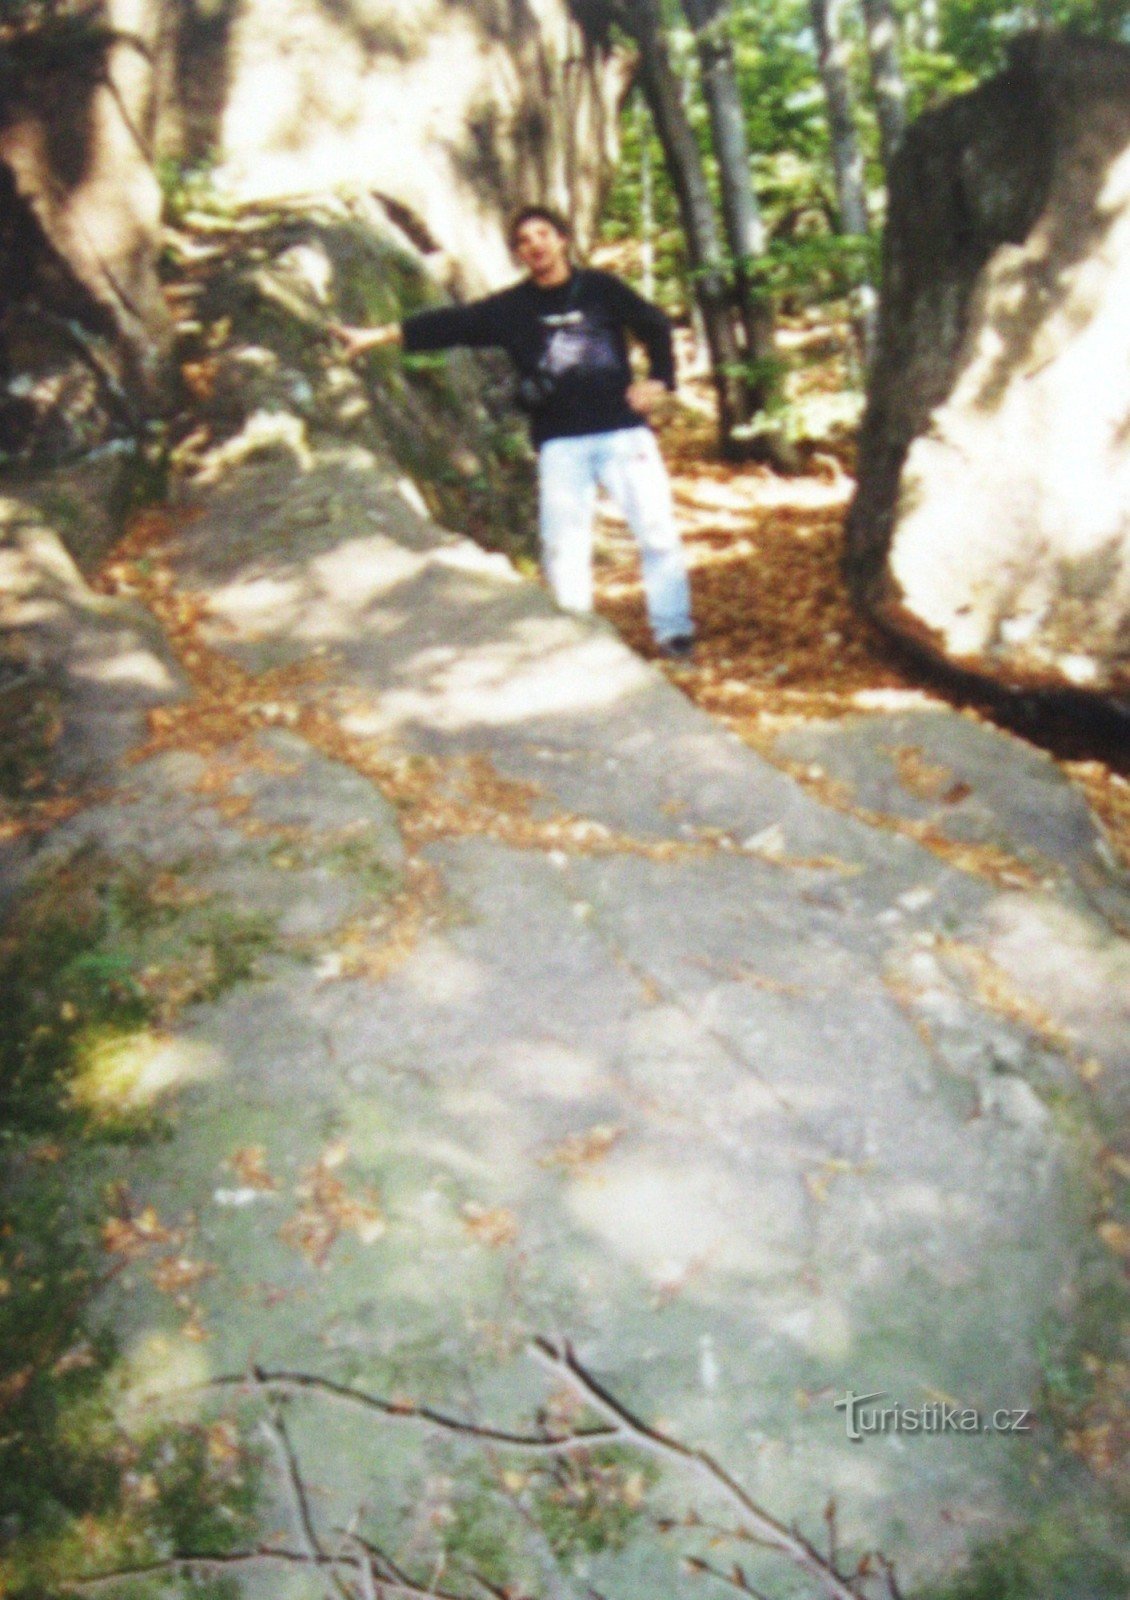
[659,634,695,661]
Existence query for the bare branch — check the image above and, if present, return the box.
[255,1374,354,1600]
[187,1365,620,1455]
[270,1405,354,1600]
[156,1351,886,1600]
[825,1498,840,1570]
[66,1544,468,1600]
[62,1546,362,1592]
[685,1554,775,1600]
[345,1531,474,1600]
[530,1339,862,1600]
[877,1553,905,1600]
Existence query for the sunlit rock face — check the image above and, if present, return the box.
[848,35,1130,700]
[0,0,171,386]
[158,0,629,291]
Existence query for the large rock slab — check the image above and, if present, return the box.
[4,433,1128,1593]
[847,34,1130,699]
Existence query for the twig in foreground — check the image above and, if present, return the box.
[530,1337,865,1600]
[190,1365,620,1455]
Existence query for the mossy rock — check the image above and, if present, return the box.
[171,203,537,562]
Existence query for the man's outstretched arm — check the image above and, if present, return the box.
[331,297,504,362]
[330,322,402,359]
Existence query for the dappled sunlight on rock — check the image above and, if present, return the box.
[72,647,182,694]
[118,1331,212,1421]
[982,893,1130,1087]
[70,1031,223,1115]
[379,625,655,732]
[771,1295,854,1361]
[879,1182,975,1223]
[432,543,521,583]
[16,294,1116,1593]
[196,409,315,482]
[437,1085,536,1175]
[566,1150,804,1282]
[391,1132,501,1185]
[205,538,431,644]
[488,1037,610,1101]
[852,42,1130,697]
[397,940,487,1006]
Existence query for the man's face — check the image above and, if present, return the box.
[513,218,570,281]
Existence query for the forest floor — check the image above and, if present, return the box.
[592,362,1130,875]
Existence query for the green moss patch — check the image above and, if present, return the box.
[0,850,273,1596]
[0,847,274,1137]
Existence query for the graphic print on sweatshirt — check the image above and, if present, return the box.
[539,309,623,380]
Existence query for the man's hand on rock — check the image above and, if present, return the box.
[627,378,671,416]
[329,322,402,360]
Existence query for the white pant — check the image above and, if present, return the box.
[537,427,693,643]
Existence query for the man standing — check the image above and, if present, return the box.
[335,206,695,658]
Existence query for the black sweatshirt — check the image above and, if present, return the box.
[402,269,675,446]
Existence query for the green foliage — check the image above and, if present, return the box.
[0,848,274,1136]
[156,157,225,228]
[749,232,879,304]
[602,0,1130,321]
[0,1164,120,1552]
[917,1508,1129,1600]
[530,1447,657,1561]
[443,1476,522,1588]
[134,1422,261,1557]
[440,1450,658,1587]
[0,851,269,1599]
[0,856,148,1136]
[0,676,60,802]
[932,0,1130,78]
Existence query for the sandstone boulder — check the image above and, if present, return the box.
[155,0,630,293]
[847,34,1130,700]
[0,2,171,394]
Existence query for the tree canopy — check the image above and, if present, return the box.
[601,0,1130,314]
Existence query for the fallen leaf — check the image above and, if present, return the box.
[206,1419,241,1468]
[1096,1221,1130,1258]
[280,1148,386,1267]
[539,1124,624,1172]
[102,1207,173,1259]
[151,1256,215,1295]
[51,1343,97,1378]
[461,1203,519,1248]
[228,1145,278,1191]
[890,745,957,802]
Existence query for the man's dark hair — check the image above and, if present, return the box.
[508,205,572,249]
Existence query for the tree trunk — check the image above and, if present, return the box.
[808,0,869,237]
[861,0,907,175]
[808,0,874,359]
[679,0,776,404]
[918,0,941,52]
[615,0,751,449]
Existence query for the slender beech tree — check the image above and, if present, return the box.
[678,0,776,404]
[918,0,941,51]
[613,0,753,449]
[860,0,908,175]
[808,0,870,237]
[808,0,875,358]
